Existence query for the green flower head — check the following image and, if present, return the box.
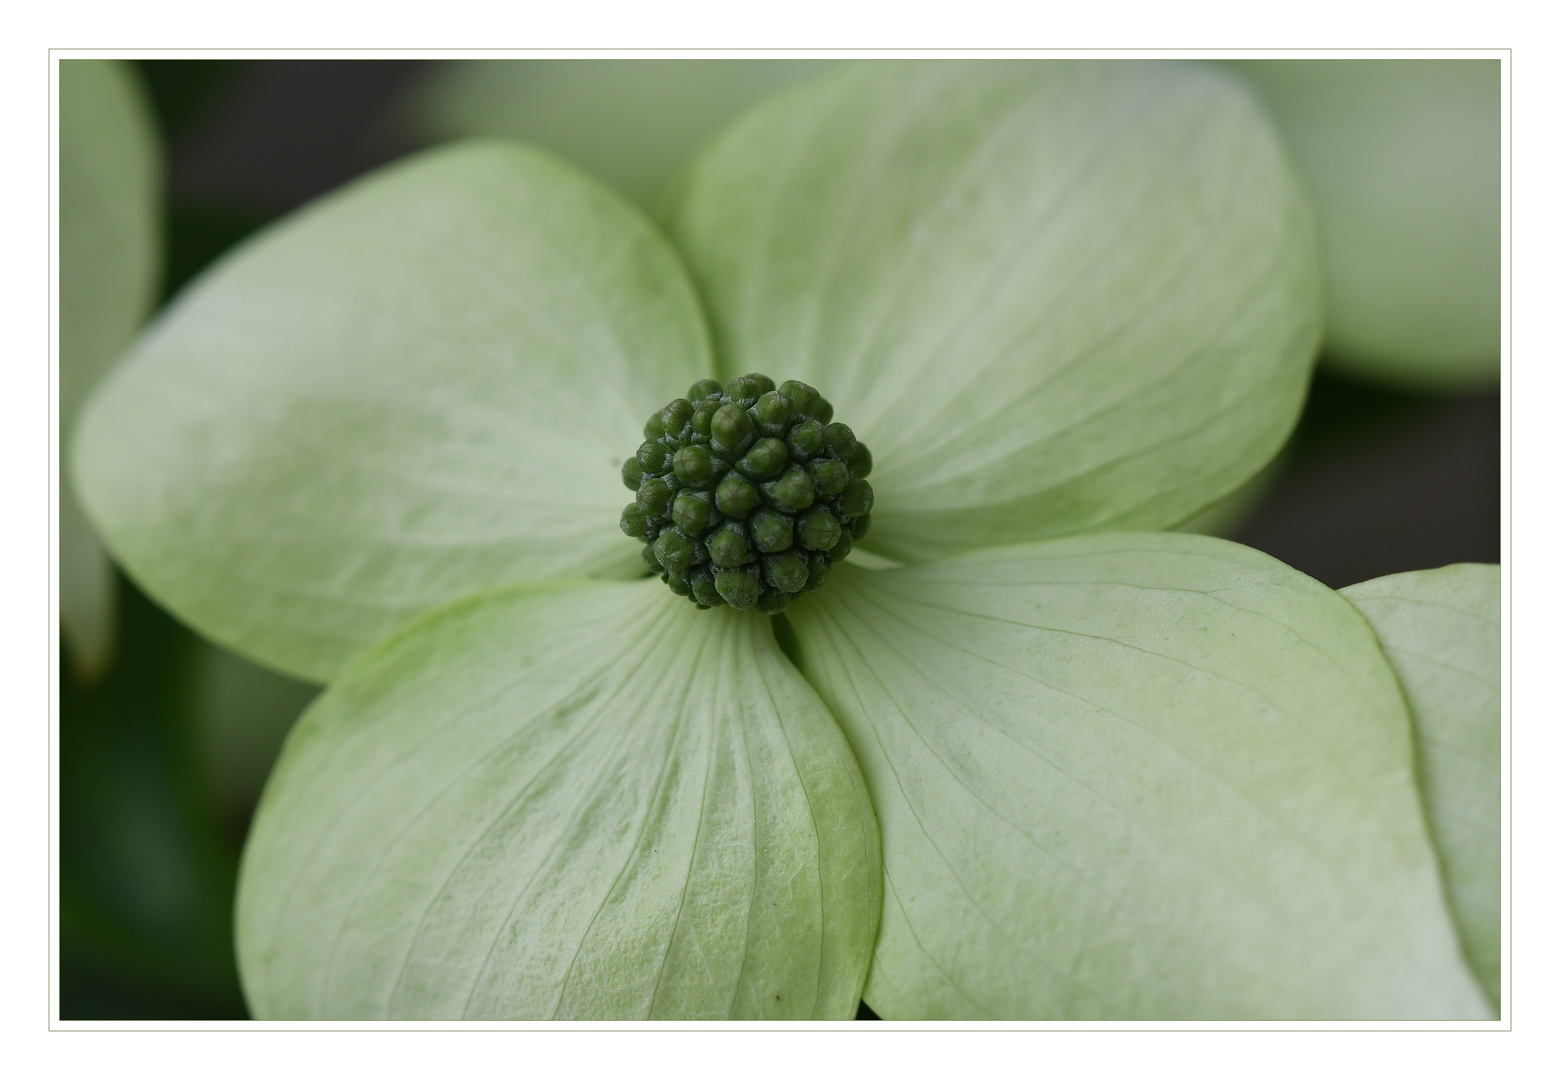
[73,61,1494,1019]
[622,371,872,611]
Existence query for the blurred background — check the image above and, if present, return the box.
[57,58,1501,1019]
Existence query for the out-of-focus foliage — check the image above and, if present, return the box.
[1233,60,1500,391]
[61,577,317,1019]
[407,59,830,211]
[61,59,319,1020]
[190,644,318,832]
[60,579,248,1019]
[60,60,162,678]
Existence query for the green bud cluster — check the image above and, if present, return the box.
[620,374,875,613]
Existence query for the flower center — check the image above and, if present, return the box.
[619,374,874,613]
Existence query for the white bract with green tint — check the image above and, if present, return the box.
[240,583,880,1018]
[410,58,830,212]
[667,62,1320,562]
[1233,60,1501,391]
[59,59,161,677]
[78,145,700,681]
[73,60,1493,1019]
[1343,565,1502,1010]
[793,540,1484,1019]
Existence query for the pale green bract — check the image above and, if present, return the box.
[59,59,161,677]
[73,60,1492,1020]
[238,581,879,1019]
[666,60,1321,563]
[1233,60,1500,391]
[76,142,713,682]
[1343,565,1501,1009]
[410,59,830,212]
[789,536,1488,1019]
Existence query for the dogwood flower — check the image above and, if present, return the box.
[73,60,1493,1019]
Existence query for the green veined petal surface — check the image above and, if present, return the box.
[667,60,1322,563]
[788,533,1487,1019]
[237,579,881,1019]
[1343,564,1501,1008]
[74,141,713,681]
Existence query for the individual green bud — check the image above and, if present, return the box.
[746,373,776,394]
[807,457,849,497]
[620,504,651,539]
[706,520,751,568]
[636,476,673,516]
[711,402,755,452]
[671,490,713,536]
[715,472,760,516]
[643,412,666,441]
[755,589,793,615]
[750,508,793,553]
[829,530,854,563]
[673,444,713,484]
[786,419,824,460]
[850,512,872,540]
[837,477,874,518]
[779,379,821,419]
[690,397,720,438]
[763,550,810,594]
[715,567,762,610]
[664,568,693,597]
[654,528,696,575]
[689,565,724,608]
[637,440,669,472]
[641,543,661,573]
[822,422,857,461]
[762,465,815,512]
[797,506,841,551]
[738,437,788,480]
[848,443,873,478]
[815,397,834,425]
[753,390,792,435]
[688,378,724,403]
[725,375,763,406]
[801,551,831,592]
[661,398,694,436]
[621,457,644,490]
